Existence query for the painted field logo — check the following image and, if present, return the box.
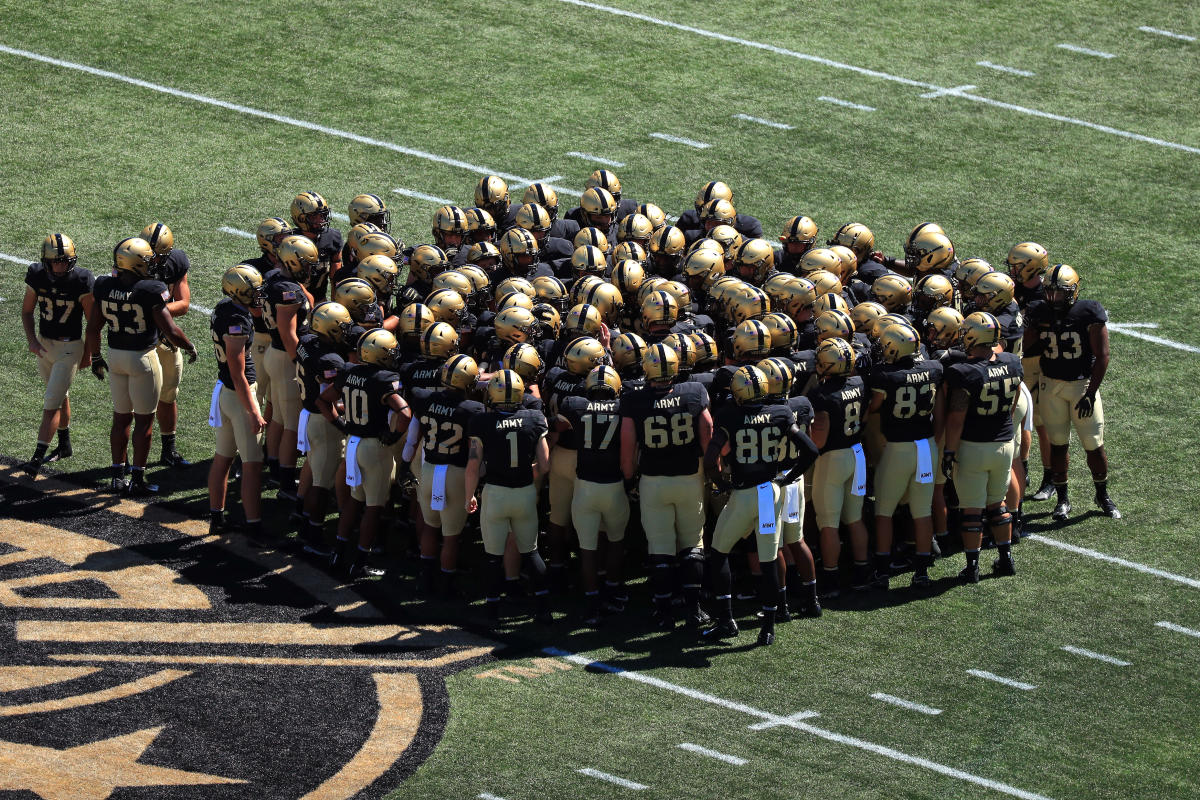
[0,471,494,799]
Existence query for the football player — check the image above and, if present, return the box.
[1021,265,1119,520]
[867,324,944,589]
[565,187,620,242]
[244,217,296,416]
[524,183,579,241]
[676,180,733,234]
[474,176,516,232]
[943,312,1023,582]
[206,265,268,539]
[778,215,819,273]
[620,344,713,630]
[465,370,552,623]
[432,205,471,267]
[20,234,95,476]
[290,191,343,302]
[139,223,193,468]
[704,366,818,645]
[86,238,197,495]
[321,329,411,579]
[407,354,486,597]
[1006,242,1054,499]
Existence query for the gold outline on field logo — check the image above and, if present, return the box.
[0,464,496,798]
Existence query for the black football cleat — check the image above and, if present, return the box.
[911,573,933,591]
[126,480,159,498]
[20,457,43,478]
[993,555,1017,577]
[958,564,981,584]
[701,619,739,641]
[1031,477,1055,502]
[688,608,713,629]
[756,627,775,647]
[797,599,823,618]
[160,448,191,468]
[1096,494,1122,519]
[1052,500,1072,523]
[109,476,129,494]
[44,443,72,463]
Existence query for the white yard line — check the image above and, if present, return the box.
[747,711,820,731]
[1056,43,1116,59]
[649,132,711,149]
[921,84,976,99]
[1155,621,1200,638]
[330,211,349,222]
[1138,26,1196,42]
[677,742,748,765]
[217,226,256,239]
[1027,535,1200,588]
[1060,646,1131,666]
[817,96,876,111]
[870,693,943,715]
[967,670,1037,690]
[553,0,1198,155]
[565,151,625,168]
[510,176,563,190]
[545,648,1054,800]
[577,768,647,790]
[1108,322,1200,354]
[190,303,214,316]
[478,794,508,800]
[392,187,456,205]
[732,113,794,130]
[0,252,28,264]
[976,61,1035,77]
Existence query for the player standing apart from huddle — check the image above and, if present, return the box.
[139,223,193,468]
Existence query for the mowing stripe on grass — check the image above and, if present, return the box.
[392,188,456,205]
[577,768,647,790]
[817,96,876,111]
[649,132,711,149]
[1027,535,1200,587]
[1138,26,1196,42]
[566,151,625,167]
[1155,621,1200,638]
[967,670,1037,690]
[1056,43,1116,58]
[870,693,943,715]
[1060,646,1132,666]
[677,742,748,765]
[553,0,1199,155]
[1108,322,1200,354]
[545,648,1054,800]
[732,113,794,130]
[218,226,256,240]
[0,252,28,264]
[976,61,1035,76]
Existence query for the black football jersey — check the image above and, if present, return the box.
[716,402,795,489]
[336,363,401,438]
[211,298,256,390]
[544,366,586,450]
[24,263,95,341]
[295,333,345,414]
[307,228,343,302]
[622,381,710,476]
[993,301,1024,353]
[155,248,190,287]
[1013,280,1045,309]
[946,352,1023,443]
[93,274,169,351]
[1026,299,1106,381]
[868,359,943,442]
[398,357,445,400]
[469,408,548,488]
[809,375,867,453]
[241,255,275,334]
[263,270,312,351]
[558,395,623,483]
[522,391,544,412]
[411,388,485,467]
[550,218,580,241]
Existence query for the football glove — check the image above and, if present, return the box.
[623,476,640,503]
[331,416,348,433]
[941,449,956,479]
[1074,393,1095,418]
[91,355,108,381]
[184,344,199,364]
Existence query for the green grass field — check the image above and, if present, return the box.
[1,1,1199,798]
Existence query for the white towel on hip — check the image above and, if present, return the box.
[851,443,867,496]
[915,438,934,485]
[345,436,363,487]
[207,381,223,428]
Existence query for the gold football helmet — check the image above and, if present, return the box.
[494,306,539,344]
[641,289,680,332]
[757,357,795,400]
[694,180,733,212]
[690,332,720,367]
[348,193,390,230]
[731,365,769,406]
[276,235,319,282]
[465,207,497,243]
[397,302,435,344]
[828,245,858,284]
[799,248,842,276]
[680,248,724,291]
[499,228,541,274]
[661,333,697,368]
[496,276,536,302]
[905,230,955,274]
[290,191,331,235]
[426,288,468,326]
[497,289,534,312]
[486,369,525,409]
[354,231,399,263]
[642,342,680,383]
[815,337,856,377]
[333,278,380,325]
[812,291,850,316]
[432,270,474,301]
[523,182,559,220]
[906,222,945,253]
[41,233,77,270]
[616,213,653,248]
[584,364,622,399]
[914,273,955,312]
[879,323,920,364]
[924,307,964,349]
[658,280,690,310]
[502,342,545,383]
[1006,242,1050,283]
[808,269,843,298]
[709,225,743,259]
[357,254,399,297]
[648,225,687,274]
[359,328,400,368]
[582,282,624,322]
[221,263,265,308]
[532,275,570,311]
[637,202,667,231]
[419,321,460,358]
[564,336,608,376]
[955,257,994,287]
[586,169,623,203]
[466,242,501,271]
[611,240,647,268]
[612,259,647,299]
[1044,264,1080,308]
[441,353,480,392]
[139,222,174,267]
[728,285,771,324]
[688,236,724,258]
[571,275,605,308]
[870,313,913,342]
[973,271,1016,312]
[474,176,510,222]
[256,217,297,256]
[515,202,553,239]
[773,276,817,318]
[731,319,773,360]
[635,276,668,308]
[345,223,382,258]
[565,303,604,337]
[310,301,355,345]
[611,332,647,372]
[827,222,875,262]
[433,205,470,249]
[815,309,854,342]
[700,198,737,228]
[571,244,608,278]
[113,237,155,278]
[579,187,618,228]
[961,311,1001,349]
[409,244,449,283]
[850,301,887,334]
[574,226,611,256]
[761,312,799,351]
[532,302,562,339]
[734,238,775,284]
[870,274,914,313]
[780,215,818,250]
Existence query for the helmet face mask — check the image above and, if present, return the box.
[1044,264,1080,312]
[41,233,78,281]
[358,329,401,369]
[349,193,390,231]
[291,191,331,235]
[310,301,356,345]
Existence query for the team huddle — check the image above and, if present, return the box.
[20,171,1120,646]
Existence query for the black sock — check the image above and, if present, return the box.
[965,549,979,569]
[998,543,1012,559]
[709,554,732,621]
[873,552,890,574]
[1055,482,1069,503]
[486,556,504,603]
[112,463,126,481]
[161,433,176,453]
[307,521,324,542]
[209,509,224,528]
[130,466,145,483]
[786,564,801,587]
[266,457,280,479]
[521,552,548,595]
[778,588,789,613]
[32,442,49,461]
[280,466,296,491]
[419,556,438,589]
[245,518,263,536]
[914,552,931,576]
[1094,478,1108,497]
[1042,468,1052,485]
[58,428,71,447]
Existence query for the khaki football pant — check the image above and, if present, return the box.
[1021,356,1042,427]
[1039,377,1104,449]
[349,438,395,506]
[306,412,345,489]
[712,483,783,562]
[571,478,629,550]
[417,461,468,536]
[156,340,184,404]
[108,347,162,415]
[812,448,864,529]
[639,470,705,556]
[253,332,273,406]
[953,440,1016,508]
[36,337,81,410]
[547,446,577,526]
[214,383,264,461]
[875,438,936,518]
[264,346,301,430]
[481,483,540,555]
